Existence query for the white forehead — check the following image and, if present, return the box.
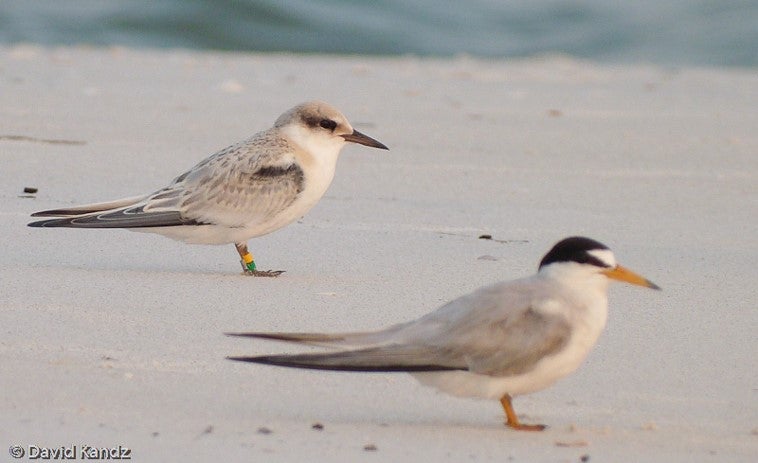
[588,249,616,268]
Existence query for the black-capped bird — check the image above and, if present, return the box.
[227,237,660,430]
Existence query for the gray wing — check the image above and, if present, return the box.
[228,344,465,372]
[177,161,305,228]
[228,279,573,376]
[398,280,573,377]
[457,307,572,376]
[29,131,305,229]
[146,132,305,228]
[28,204,193,229]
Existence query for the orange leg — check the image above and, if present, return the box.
[500,394,546,431]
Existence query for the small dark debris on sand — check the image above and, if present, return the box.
[18,186,37,198]
[194,425,213,439]
[478,234,529,244]
[580,454,590,462]
[363,444,378,452]
[257,426,273,435]
[311,423,324,431]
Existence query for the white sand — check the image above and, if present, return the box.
[1,45,756,462]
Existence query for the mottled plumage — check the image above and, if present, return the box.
[29,101,388,274]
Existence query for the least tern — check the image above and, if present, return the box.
[227,236,660,430]
[28,101,388,275]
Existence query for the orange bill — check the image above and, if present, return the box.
[602,265,661,290]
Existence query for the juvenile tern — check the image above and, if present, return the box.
[28,101,388,275]
[227,236,660,430]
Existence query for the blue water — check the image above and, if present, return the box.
[1,0,756,66]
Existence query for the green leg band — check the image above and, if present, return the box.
[240,251,256,272]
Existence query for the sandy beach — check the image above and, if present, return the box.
[1,45,756,462]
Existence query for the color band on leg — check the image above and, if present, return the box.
[242,252,256,272]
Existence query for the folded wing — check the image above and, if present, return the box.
[227,279,573,377]
[28,136,306,230]
[28,206,193,228]
[228,344,466,372]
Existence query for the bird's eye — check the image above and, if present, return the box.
[319,119,337,131]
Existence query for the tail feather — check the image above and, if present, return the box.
[225,324,407,348]
[28,209,188,229]
[30,195,147,217]
[225,331,352,347]
[227,346,464,372]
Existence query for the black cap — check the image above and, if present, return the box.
[539,236,612,270]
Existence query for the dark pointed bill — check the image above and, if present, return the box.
[602,265,661,290]
[341,129,388,150]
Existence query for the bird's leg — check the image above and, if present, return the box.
[235,242,257,272]
[234,242,284,277]
[500,394,546,431]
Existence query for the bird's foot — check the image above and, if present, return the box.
[500,394,546,432]
[505,422,547,432]
[234,245,284,276]
[243,269,285,277]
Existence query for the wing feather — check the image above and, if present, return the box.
[178,161,304,228]
[28,207,193,228]
[228,344,466,372]
[400,280,573,376]
[227,278,573,377]
[30,195,147,217]
[29,129,305,230]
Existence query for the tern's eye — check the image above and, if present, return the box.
[319,119,337,131]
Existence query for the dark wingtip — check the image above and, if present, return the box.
[28,218,62,228]
[226,356,262,363]
[30,208,83,217]
[224,332,257,338]
[227,355,296,367]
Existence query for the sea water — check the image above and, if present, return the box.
[0,0,755,66]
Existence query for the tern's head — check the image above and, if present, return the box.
[538,236,660,290]
[275,101,388,156]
